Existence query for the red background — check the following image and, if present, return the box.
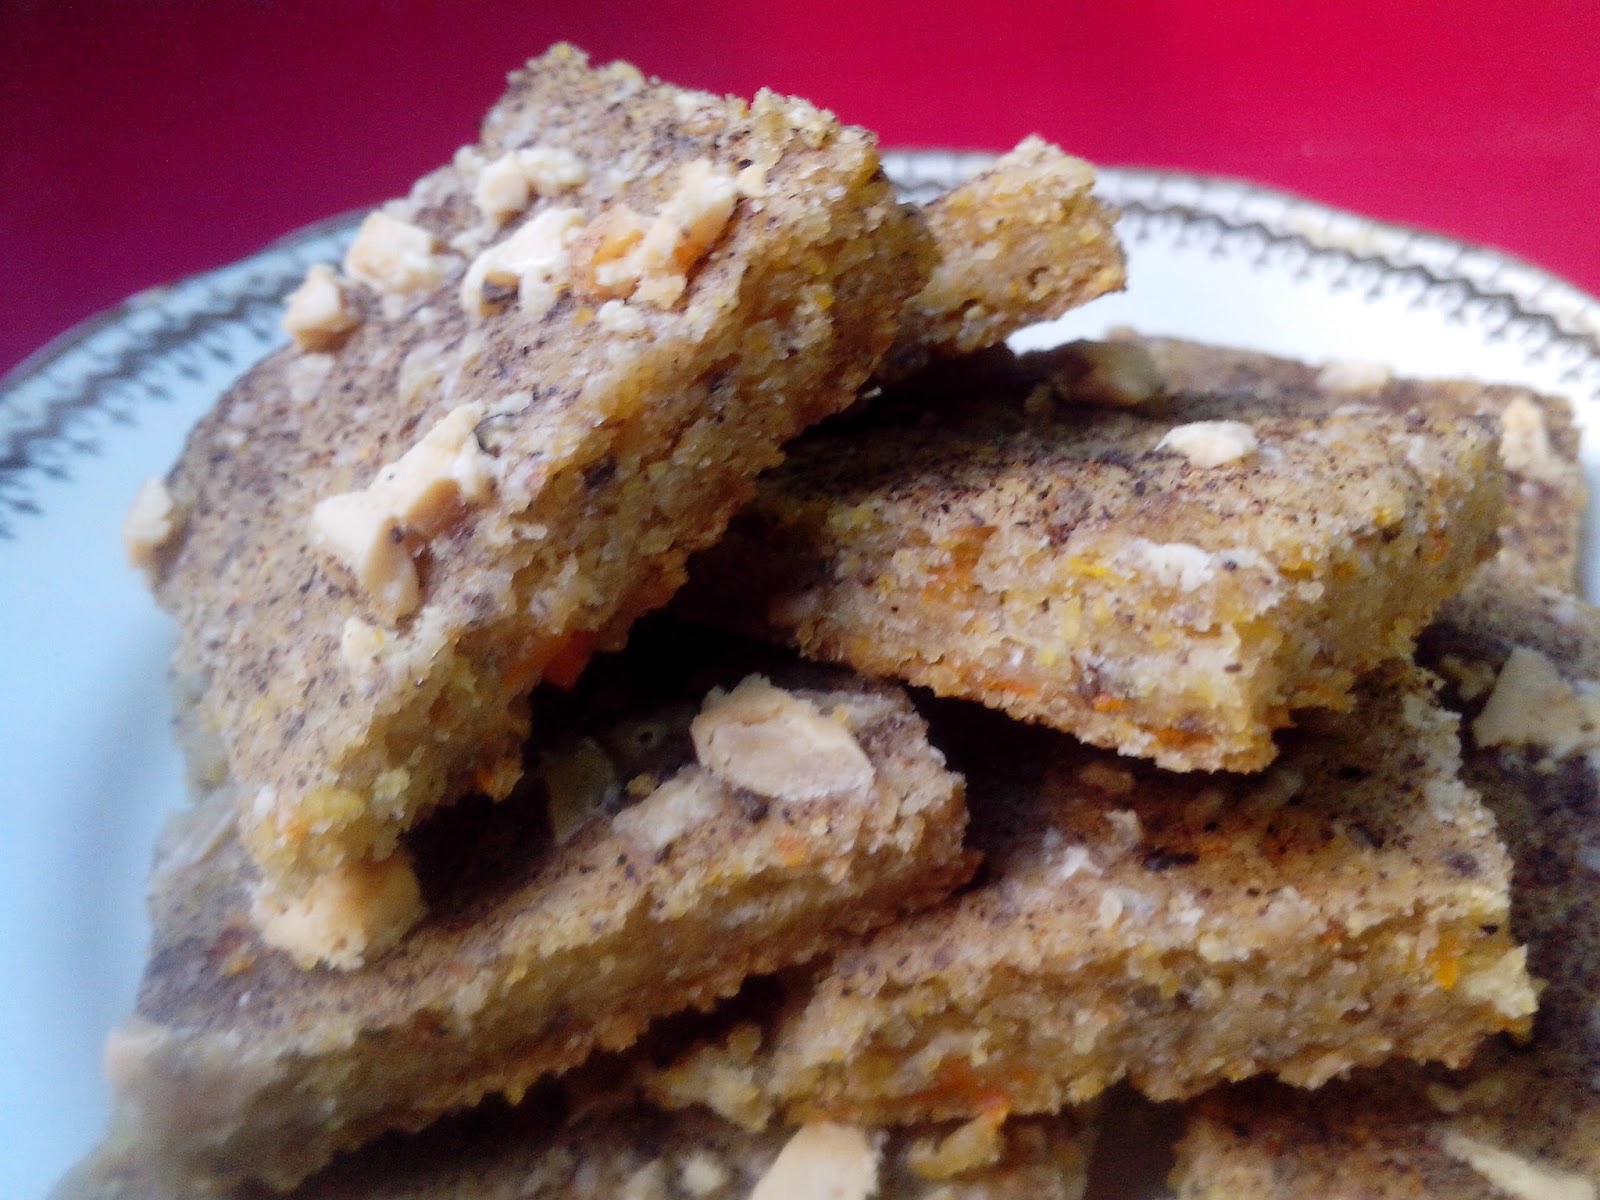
[3,0,1598,379]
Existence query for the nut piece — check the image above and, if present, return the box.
[461,206,586,318]
[905,1110,1007,1180]
[344,211,445,295]
[1472,645,1599,758]
[250,852,424,970]
[1316,358,1393,394]
[691,676,875,803]
[749,1123,882,1200]
[1499,394,1563,483]
[282,263,360,350]
[123,477,185,581]
[1057,340,1164,408]
[368,403,495,537]
[678,1151,732,1198]
[542,738,620,844]
[472,147,591,226]
[310,404,495,623]
[1437,1129,1596,1200]
[1157,420,1259,468]
[574,158,738,309]
[310,491,419,623]
[612,775,731,857]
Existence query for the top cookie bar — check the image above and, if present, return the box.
[139,46,933,919]
[680,341,1505,772]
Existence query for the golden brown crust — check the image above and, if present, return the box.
[680,343,1506,771]
[153,45,933,909]
[643,663,1533,1129]
[98,628,971,1193]
[1172,576,1600,1200]
[883,137,1125,377]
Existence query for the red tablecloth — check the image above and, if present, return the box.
[3,0,1597,378]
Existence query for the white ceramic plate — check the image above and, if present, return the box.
[3,155,1599,1199]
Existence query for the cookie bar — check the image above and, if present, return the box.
[92,632,971,1192]
[680,343,1505,771]
[643,662,1535,1129]
[883,137,1125,377]
[143,45,933,936]
[61,1100,1094,1200]
[1171,576,1600,1200]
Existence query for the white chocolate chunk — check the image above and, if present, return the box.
[692,677,875,803]
[632,158,738,307]
[339,616,389,673]
[284,351,336,405]
[678,1151,732,1198]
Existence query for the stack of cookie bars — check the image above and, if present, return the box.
[64,44,1598,1200]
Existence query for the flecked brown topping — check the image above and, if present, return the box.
[679,342,1506,771]
[644,662,1533,1129]
[151,44,933,907]
[95,625,971,1193]
[1172,575,1600,1200]
[1135,335,1586,590]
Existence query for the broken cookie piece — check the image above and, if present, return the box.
[85,627,971,1194]
[1171,577,1600,1200]
[643,663,1534,1129]
[681,343,1505,772]
[884,137,1125,376]
[149,45,934,947]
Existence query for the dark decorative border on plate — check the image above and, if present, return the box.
[3,160,1599,539]
[0,215,359,538]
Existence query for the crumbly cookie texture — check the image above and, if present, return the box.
[1171,576,1600,1200]
[147,44,933,936]
[1134,335,1586,591]
[58,1105,1095,1200]
[87,632,971,1193]
[883,136,1124,377]
[680,342,1506,772]
[642,662,1534,1129]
